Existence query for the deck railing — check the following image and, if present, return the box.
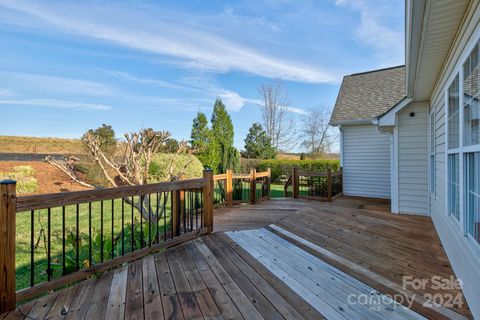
[214,168,271,206]
[284,167,343,202]
[0,170,214,312]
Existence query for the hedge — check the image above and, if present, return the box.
[257,159,340,183]
[149,153,204,181]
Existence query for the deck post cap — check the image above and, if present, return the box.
[0,180,16,185]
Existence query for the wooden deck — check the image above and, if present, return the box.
[1,197,473,319]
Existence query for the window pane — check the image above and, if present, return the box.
[448,76,460,149]
[448,154,460,220]
[465,152,480,245]
[463,43,480,146]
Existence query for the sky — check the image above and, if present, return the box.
[0,0,405,151]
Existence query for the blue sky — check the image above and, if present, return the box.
[0,0,404,150]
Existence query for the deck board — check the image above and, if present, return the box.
[4,197,472,319]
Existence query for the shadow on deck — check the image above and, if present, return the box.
[2,197,472,319]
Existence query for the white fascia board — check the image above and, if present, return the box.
[377,98,413,126]
[329,119,373,127]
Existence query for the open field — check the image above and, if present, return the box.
[0,161,91,194]
[0,136,84,154]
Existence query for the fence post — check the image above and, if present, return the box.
[266,168,271,200]
[0,180,16,313]
[292,167,299,199]
[203,170,214,233]
[327,168,332,202]
[226,169,233,206]
[250,168,256,204]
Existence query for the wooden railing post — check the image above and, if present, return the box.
[226,169,233,206]
[292,167,299,199]
[250,168,256,204]
[203,170,214,233]
[0,180,16,313]
[266,168,271,200]
[327,168,332,202]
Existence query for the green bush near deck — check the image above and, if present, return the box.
[257,159,340,183]
[149,153,204,181]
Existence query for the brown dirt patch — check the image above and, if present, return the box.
[0,161,93,194]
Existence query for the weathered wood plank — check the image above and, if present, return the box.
[142,255,164,320]
[124,260,144,320]
[165,250,203,319]
[84,272,114,320]
[105,265,128,320]
[217,233,323,320]
[64,278,96,320]
[154,252,184,320]
[183,242,243,320]
[44,284,79,320]
[27,292,59,320]
[175,246,222,319]
[202,236,284,320]
[193,239,264,319]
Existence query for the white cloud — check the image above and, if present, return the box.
[0,99,111,110]
[335,0,404,66]
[0,88,15,96]
[217,90,261,112]
[0,70,115,96]
[0,1,339,84]
[286,106,310,115]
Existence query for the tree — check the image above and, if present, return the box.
[300,107,336,159]
[258,81,296,150]
[242,123,276,159]
[190,112,220,171]
[211,99,239,173]
[82,126,194,222]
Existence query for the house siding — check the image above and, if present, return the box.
[428,2,480,317]
[342,124,391,199]
[397,102,429,215]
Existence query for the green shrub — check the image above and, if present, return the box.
[0,165,38,194]
[239,158,262,173]
[257,159,340,183]
[149,153,204,181]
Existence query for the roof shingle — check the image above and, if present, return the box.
[330,66,406,125]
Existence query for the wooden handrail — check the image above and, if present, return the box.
[17,178,206,212]
[214,168,271,205]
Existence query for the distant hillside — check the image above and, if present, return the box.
[0,136,84,154]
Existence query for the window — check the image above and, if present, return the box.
[465,153,480,245]
[447,77,460,221]
[448,154,460,219]
[463,43,480,146]
[448,76,460,149]
[430,109,436,195]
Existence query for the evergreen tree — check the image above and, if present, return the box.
[211,99,239,172]
[190,112,220,171]
[242,123,276,159]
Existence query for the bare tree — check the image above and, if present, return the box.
[258,81,296,151]
[83,128,195,222]
[300,106,337,159]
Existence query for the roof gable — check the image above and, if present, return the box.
[330,66,406,125]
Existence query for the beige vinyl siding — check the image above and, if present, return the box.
[342,124,391,199]
[397,102,429,215]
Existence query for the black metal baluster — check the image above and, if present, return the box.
[76,204,79,271]
[148,195,152,247]
[131,196,134,252]
[121,198,125,256]
[30,210,34,287]
[195,191,199,230]
[111,199,114,259]
[163,192,167,241]
[190,191,194,232]
[183,190,186,235]
[100,201,104,262]
[140,195,144,248]
[89,202,92,266]
[47,208,51,281]
[62,206,66,275]
[156,193,160,244]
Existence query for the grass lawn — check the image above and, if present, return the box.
[270,183,286,198]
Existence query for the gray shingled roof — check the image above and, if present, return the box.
[330,66,406,125]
